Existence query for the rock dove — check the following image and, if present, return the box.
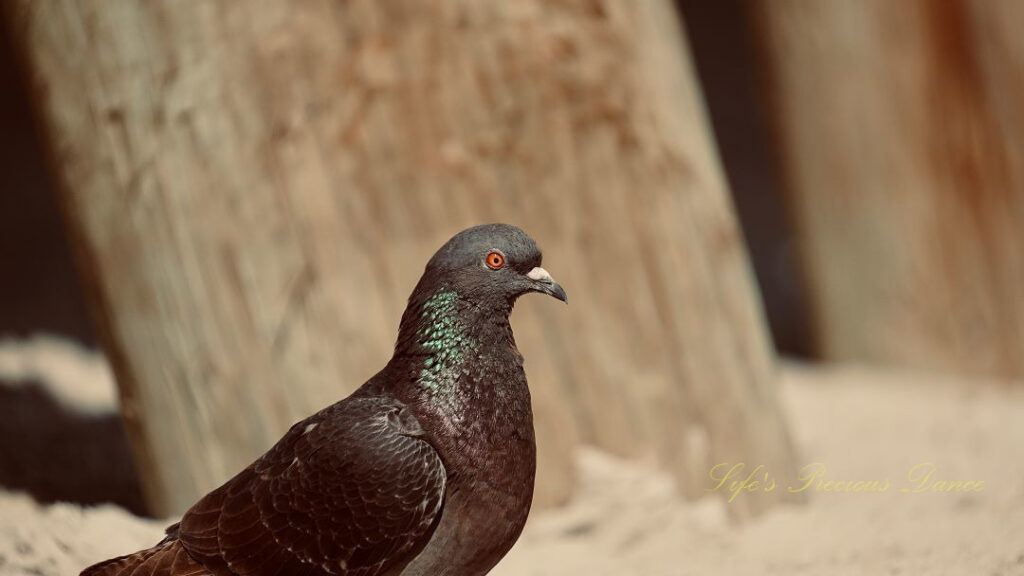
[83,223,567,576]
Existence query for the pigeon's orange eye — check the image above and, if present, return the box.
[486,252,505,269]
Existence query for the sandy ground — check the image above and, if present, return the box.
[1,348,1023,575]
[498,364,1024,576]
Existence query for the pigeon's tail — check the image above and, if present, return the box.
[81,539,209,576]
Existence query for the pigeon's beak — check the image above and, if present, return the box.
[527,267,568,303]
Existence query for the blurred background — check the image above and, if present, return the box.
[0,1,1021,575]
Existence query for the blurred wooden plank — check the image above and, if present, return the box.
[7,0,799,517]
[755,0,1024,379]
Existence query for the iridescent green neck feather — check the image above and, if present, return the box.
[416,290,473,393]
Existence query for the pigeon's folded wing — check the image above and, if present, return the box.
[175,396,447,576]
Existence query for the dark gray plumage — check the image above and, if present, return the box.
[82,223,567,576]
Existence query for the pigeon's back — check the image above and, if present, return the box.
[82,394,447,576]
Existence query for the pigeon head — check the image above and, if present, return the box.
[394,223,566,361]
[418,223,567,307]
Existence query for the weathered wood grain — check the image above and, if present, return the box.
[756,0,1024,379]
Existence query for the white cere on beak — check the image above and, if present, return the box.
[527,267,552,282]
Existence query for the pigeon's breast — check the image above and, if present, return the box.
[404,361,536,576]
